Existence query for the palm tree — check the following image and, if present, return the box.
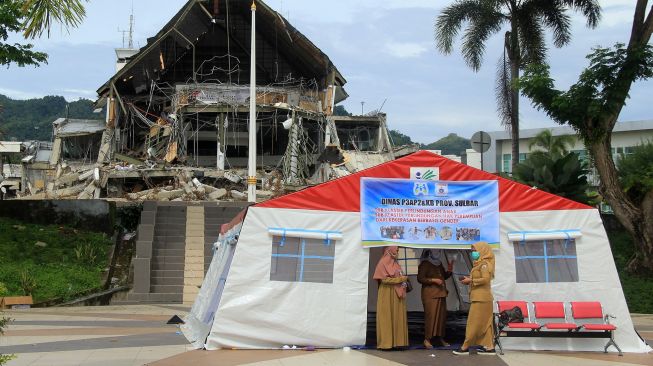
[21,0,87,39]
[0,0,86,68]
[528,129,575,157]
[435,0,601,173]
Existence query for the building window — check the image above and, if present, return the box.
[502,154,511,173]
[519,153,527,162]
[269,228,340,284]
[397,247,421,275]
[511,237,579,283]
[572,149,588,162]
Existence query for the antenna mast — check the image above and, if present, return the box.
[128,1,134,48]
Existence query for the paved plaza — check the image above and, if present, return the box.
[0,305,651,366]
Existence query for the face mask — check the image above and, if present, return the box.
[471,251,480,261]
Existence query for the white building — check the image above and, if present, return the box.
[473,120,653,176]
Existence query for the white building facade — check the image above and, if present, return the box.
[473,120,653,179]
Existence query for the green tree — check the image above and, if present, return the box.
[0,1,47,67]
[389,130,415,146]
[435,0,601,173]
[0,94,99,141]
[617,141,653,211]
[528,129,576,157]
[423,133,470,156]
[513,152,591,204]
[333,105,351,116]
[0,0,86,67]
[519,1,653,272]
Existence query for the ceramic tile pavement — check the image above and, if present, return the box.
[151,347,652,366]
[500,352,653,366]
[0,305,651,366]
[0,304,192,366]
[4,345,189,366]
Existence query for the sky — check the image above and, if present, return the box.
[0,0,650,144]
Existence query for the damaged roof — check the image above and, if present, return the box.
[53,118,106,137]
[0,141,22,153]
[97,0,346,97]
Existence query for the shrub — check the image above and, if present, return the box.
[0,217,111,303]
[19,268,37,296]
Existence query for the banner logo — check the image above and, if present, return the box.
[436,183,448,196]
[413,182,429,196]
[410,167,440,181]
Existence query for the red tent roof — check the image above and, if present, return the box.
[257,150,593,213]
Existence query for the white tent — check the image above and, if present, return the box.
[182,150,650,353]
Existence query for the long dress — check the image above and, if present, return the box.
[417,261,451,339]
[376,276,409,349]
[461,242,495,350]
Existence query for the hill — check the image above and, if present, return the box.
[423,133,471,156]
[0,94,100,141]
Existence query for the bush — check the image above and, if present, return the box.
[513,152,592,204]
[608,230,653,313]
[617,140,653,203]
[0,217,111,303]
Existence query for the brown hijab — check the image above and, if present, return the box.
[472,241,495,279]
[373,246,406,298]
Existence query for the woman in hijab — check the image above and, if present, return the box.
[453,241,496,355]
[417,249,453,349]
[373,246,409,350]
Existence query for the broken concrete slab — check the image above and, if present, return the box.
[114,153,144,166]
[53,184,86,198]
[208,188,227,200]
[256,190,274,198]
[156,189,185,201]
[56,172,81,186]
[231,190,246,200]
[78,169,95,181]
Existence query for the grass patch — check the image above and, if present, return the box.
[0,217,112,303]
[608,230,653,314]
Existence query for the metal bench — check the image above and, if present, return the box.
[494,300,622,356]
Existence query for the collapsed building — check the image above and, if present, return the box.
[17,0,416,202]
[0,141,23,199]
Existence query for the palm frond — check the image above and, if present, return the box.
[518,13,547,65]
[461,8,504,70]
[530,1,572,47]
[435,0,481,55]
[562,0,601,28]
[21,0,87,39]
[495,47,513,128]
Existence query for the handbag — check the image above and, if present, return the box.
[405,277,413,293]
[497,306,524,328]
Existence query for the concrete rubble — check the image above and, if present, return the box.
[5,0,420,203]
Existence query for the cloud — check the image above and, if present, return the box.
[59,89,98,98]
[0,87,43,100]
[384,42,429,59]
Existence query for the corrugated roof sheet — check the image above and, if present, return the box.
[53,118,106,137]
[0,141,22,153]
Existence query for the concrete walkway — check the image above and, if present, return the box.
[0,306,651,366]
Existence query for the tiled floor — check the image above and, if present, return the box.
[0,305,651,366]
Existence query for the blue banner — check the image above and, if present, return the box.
[360,179,499,249]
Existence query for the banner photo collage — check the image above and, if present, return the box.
[360,178,500,249]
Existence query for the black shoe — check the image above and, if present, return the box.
[477,348,496,355]
[452,348,469,355]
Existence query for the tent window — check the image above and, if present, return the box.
[513,238,579,283]
[270,235,336,284]
[397,248,420,275]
